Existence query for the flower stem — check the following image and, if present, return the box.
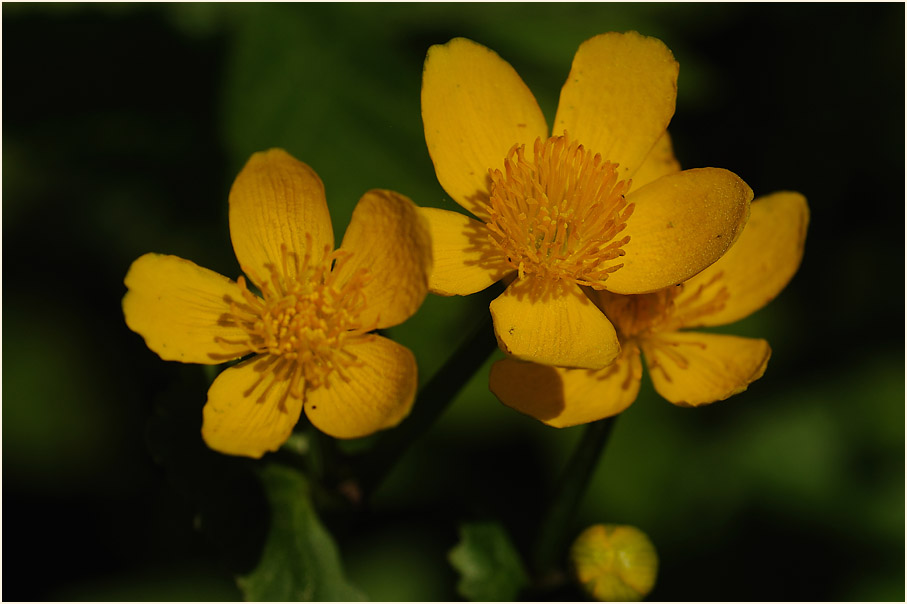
[531,416,618,577]
[349,298,500,498]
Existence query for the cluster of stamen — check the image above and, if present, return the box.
[596,273,732,383]
[217,236,374,399]
[597,272,731,343]
[596,289,678,341]
[485,132,634,289]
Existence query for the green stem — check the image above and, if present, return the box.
[531,416,618,576]
[350,304,499,498]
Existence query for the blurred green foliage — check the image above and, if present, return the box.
[449,521,530,601]
[3,2,903,601]
[238,465,365,601]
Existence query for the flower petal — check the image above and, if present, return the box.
[671,191,810,328]
[642,331,771,407]
[229,149,334,285]
[420,207,514,296]
[123,253,252,364]
[304,335,417,439]
[553,31,679,179]
[333,189,432,329]
[605,168,753,294]
[490,344,643,428]
[422,37,548,218]
[490,277,620,370]
[630,131,681,192]
[202,355,303,458]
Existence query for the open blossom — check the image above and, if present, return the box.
[490,192,810,427]
[123,149,432,457]
[420,32,753,370]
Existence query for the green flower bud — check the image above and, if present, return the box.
[570,524,658,601]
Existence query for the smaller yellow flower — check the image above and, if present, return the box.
[490,192,809,427]
[571,524,658,602]
[123,149,432,457]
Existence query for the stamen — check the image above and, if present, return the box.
[485,132,633,289]
[592,271,732,348]
[218,244,374,395]
[593,290,677,341]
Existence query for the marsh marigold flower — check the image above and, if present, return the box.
[420,32,753,369]
[490,192,809,427]
[123,149,432,457]
[571,524,659,602]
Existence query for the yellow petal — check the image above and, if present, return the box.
[490,277,620,370]
[123,253,251,364]
[605,168,754,294]
[642,331,771,407]
[202,355,303,458]
[422,37,548,218]
[333,189,432,329]
[630,131,681,192]
[304,335,417,439]
[671,191,810,328]
[228,149,334,285]
[420,207,513,296]
[490,344,643,428]
[553,31,679,179]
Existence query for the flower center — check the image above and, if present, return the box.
[485,133,634,289]
[219,238,374,396]
[595,289,676,341]
[593,273,731,342]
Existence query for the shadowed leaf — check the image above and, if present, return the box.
[238,464,365,602]
[449,521,529,601]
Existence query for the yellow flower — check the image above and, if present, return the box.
[490,191,810,427]
[123,149,432,457]
[420,32,754,370]
[571,524,658,602]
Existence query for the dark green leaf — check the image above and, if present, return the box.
[449,521,530,602]
[237,464,365,602]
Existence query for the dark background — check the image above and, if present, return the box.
[3,3,904,601]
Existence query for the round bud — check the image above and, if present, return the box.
[570,524,658,601]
